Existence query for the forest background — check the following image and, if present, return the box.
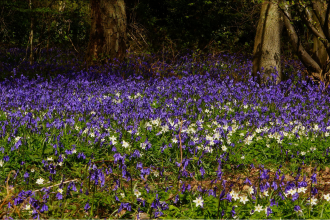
[1,0,330,87]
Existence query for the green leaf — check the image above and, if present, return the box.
[169,205,180,212]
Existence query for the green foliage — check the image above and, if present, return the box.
[129,0,260,53]
[0,0,90,50]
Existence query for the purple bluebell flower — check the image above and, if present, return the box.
[225,193,232,202]
[77,152,86,159]
[56,192,63,200]
[270,198,278,207]
[84,201,90,212]
[32,209,38,219]
[174,194,179,204]
[292,192,299,201]
[3,155,9,162]
[137,198,146,207]
[49,164,56,174]
[311,187,318,196]
[231,206,236,217]
[151,194,161,210]
[136,162,143,170]
[266,207,273,217]
[271,181,277,190]
[294,205,301,212]
[244,177,251,185]
[200,166,205,178]
[208,187,216,198]
[311,173,317,184]
[40,204,48,213]
[118,202,131,213]
[24,172,29,183]
[219,189,226,200]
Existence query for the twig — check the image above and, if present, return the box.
[32,178,79,193]
[178,118,183,165]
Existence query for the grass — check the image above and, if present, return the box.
[0,47,330,219]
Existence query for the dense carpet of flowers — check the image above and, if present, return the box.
[1,48,330,219]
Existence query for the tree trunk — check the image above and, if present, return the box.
[252,0,282,85]
[311,2,328,69]
[282,1,322,74]
[29,0,34,65]
[86,0,127,65]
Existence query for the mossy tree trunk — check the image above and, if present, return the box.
[311,1,328,69]
[86,0,127,65]
[252,0,283,86]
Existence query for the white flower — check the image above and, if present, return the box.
[57,188,63,194]
[255,204,263,212]
[134,190,141,198]
[240,195,248,204]
[140,142,146,150]
[36,178,45,185]
[122,140,130,148]
[47,157,53,161]
[193,196,204,207]
[120,193,125,198]
[15,136,21,142]
[262,190,269,197]
[31,168,35,173]
[0,159,3,167]
[24,204,31,211]
[172,138,178,143]
[232,192,240,201]
[298,187,307,193]
[58,162,63,166]
[222,145,227,151]
[301,151,306,156]
[288,188,296,195]
[72,149,77,154]
[153,171,159,177]
[241,155,245,159]
[307,197,318,206]
[230,190,237,197]
[110,136,117,142]
[324,194,330,202]
[248,186,254,195]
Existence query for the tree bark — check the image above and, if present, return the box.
[252,0,282,85]
[312,9,328,69]
[281,1,322,74]
[86,0,127,65]
[29,0,34,65]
